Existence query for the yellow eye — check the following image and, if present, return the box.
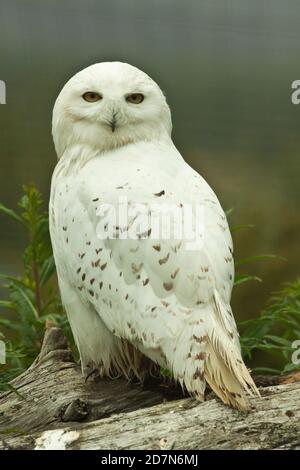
[126,93,144,104]
[82,92,102,102]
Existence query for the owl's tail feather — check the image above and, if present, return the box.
[204,343,259,410]
[204,293,260,411]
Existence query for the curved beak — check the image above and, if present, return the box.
[110,111,118,133]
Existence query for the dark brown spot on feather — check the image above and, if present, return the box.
[163,282,173,291]
[159,253,170,265]
[153,244,161,251]
[195,352,206,361]
[154,190,165,197]
[131,262,143,274]
[171,268,179,279]
[193,368,204,380]
[193,334,208,343]
[138,228,152,238]
[218,223,226,232]
[100,263,107,271]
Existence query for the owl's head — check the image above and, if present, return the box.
[52,62,172,159]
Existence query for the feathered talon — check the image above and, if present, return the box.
[84,366,101,383]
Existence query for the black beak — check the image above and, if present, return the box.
[110,112,117,133]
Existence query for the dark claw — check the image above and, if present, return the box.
[84,367,100,383]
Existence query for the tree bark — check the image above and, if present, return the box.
[0,327,299,450]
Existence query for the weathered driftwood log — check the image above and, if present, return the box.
[0,327,299,450]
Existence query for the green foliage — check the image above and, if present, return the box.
[0,185,70,391]
[234,254,285,287]
[239,279,300,374]
[228,211,299,373]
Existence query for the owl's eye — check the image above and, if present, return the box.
[82,92,102,102]
[126,93,144,104]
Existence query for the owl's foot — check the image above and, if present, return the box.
[83,366,101,383]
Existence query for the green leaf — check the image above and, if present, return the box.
[40,256,56,286]
[236,254,285,267]
[225,208,234,217]
[264,335,293,348]
[10,283,39,320]
[252,367,282,375]
[231,224,255,233]
[3,384,26,399]
[0,318,20,331]
[0,202,24,224]
[282,363,300,373]
[234,275,262,286]
[0,274,31,289]
[0,300,15,309]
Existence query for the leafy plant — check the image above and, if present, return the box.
[229,212,299,373]
[239,279,300,374]
[0,185,70,391]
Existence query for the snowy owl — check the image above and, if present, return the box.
[50,62,259,410]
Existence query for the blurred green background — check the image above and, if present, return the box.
[0,0,299,325]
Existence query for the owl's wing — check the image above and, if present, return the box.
[51,152,259,410]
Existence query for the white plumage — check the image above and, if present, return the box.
[50,62,259,410]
